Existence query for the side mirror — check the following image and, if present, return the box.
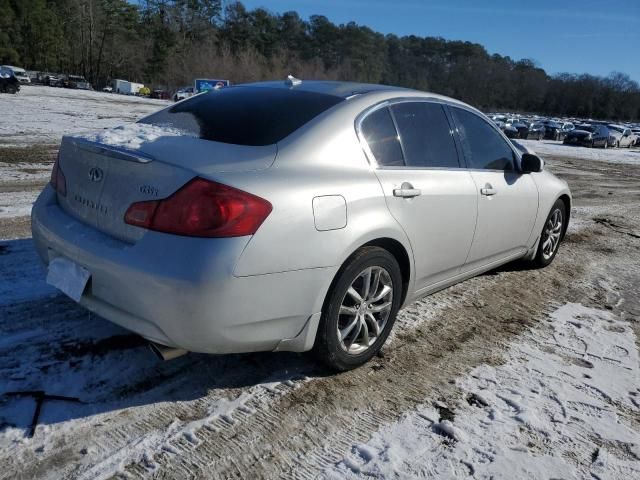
[521,153,543,173]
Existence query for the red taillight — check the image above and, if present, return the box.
[50,154,67,196]
[124,178,272,238]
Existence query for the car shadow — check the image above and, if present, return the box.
[0,238,331,436]
[481,258,536,276]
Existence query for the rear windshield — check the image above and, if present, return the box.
[140,86,344,146]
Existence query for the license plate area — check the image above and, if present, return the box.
[46,256,91,302]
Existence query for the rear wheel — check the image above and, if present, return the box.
[531,199,565,268]
[313,247,403,371]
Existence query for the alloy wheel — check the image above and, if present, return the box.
[337,266,393,355]
[541,209,563,260]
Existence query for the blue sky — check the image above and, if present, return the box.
[240,0,640,82]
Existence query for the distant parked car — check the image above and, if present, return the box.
[150,89,170,100]
[607,125,634,148]
[526,122,545,140]
[503,123,520,138]
[558,122,575,141]
[0,66,20,94]
[45,75,63,87]
[563,124,610,148]
[542,120,562,140]
[0,65,30,84]
[506,119,530,139]
[173,86,195,102]
[102,86,113,93]
[65,75,91,90]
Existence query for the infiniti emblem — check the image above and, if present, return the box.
[88,167,104,182]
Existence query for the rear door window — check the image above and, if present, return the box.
[390,102,460,168]
[450,107,515,171]
[360,107,404,167]
[140,86,344,146]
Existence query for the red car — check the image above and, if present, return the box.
[150,89,170,100]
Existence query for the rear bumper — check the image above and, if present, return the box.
[31,186,335,354]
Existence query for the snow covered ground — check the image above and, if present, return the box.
[520,139,640,165]
[326,303,640,479]
[0,190,41,219]
[1,86,639,479]
[0,85,169,145]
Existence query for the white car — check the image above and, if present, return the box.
[0,65,30,84]
[32,80,571,370]
[173,86,195,102]
[607,125,634,148]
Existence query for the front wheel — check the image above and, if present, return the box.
[531,200,566,268]
[313,246,403,371]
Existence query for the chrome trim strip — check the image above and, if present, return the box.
[354,96,522,171]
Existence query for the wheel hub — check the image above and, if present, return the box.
[337,266,394,355]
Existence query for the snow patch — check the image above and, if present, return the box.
[0,85,168,144]
[520,139,640,165]
[326,303,640,479]
[77,378,304,480]
[77,123,193,150]
[0,190,40,219]
[0,238,56,304]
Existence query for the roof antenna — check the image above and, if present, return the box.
[285,75,302,87]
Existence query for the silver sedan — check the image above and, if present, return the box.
[32,80,571,370]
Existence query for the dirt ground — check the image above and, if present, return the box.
[0,149,639,479]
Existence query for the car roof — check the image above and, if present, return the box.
[1,65,26,72]
[241,79,411,99]
[236,79,475,112]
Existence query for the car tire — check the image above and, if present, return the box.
[531,199,566,269]
[313,246,403,371]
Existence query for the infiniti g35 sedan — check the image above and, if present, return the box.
[32,80,571,371]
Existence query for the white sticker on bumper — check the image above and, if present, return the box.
[46,257,90,302]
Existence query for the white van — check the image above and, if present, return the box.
[0,65,30,84]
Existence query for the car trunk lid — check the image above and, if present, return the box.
[56,134,277,243]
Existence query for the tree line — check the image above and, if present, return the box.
[1,0,639,121]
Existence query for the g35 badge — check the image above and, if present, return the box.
[139,185,159,197]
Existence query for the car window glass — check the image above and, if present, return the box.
[140,86,344,146]
[390,102,460,168]
[451,107,515,171]
[360,107,404,167]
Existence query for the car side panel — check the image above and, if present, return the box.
[232,125,414,280]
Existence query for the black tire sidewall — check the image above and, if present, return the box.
[314,247,403,371]
[534,200,566,268]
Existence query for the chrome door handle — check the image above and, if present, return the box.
[480,184,497,196]
[393,182,421,198]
